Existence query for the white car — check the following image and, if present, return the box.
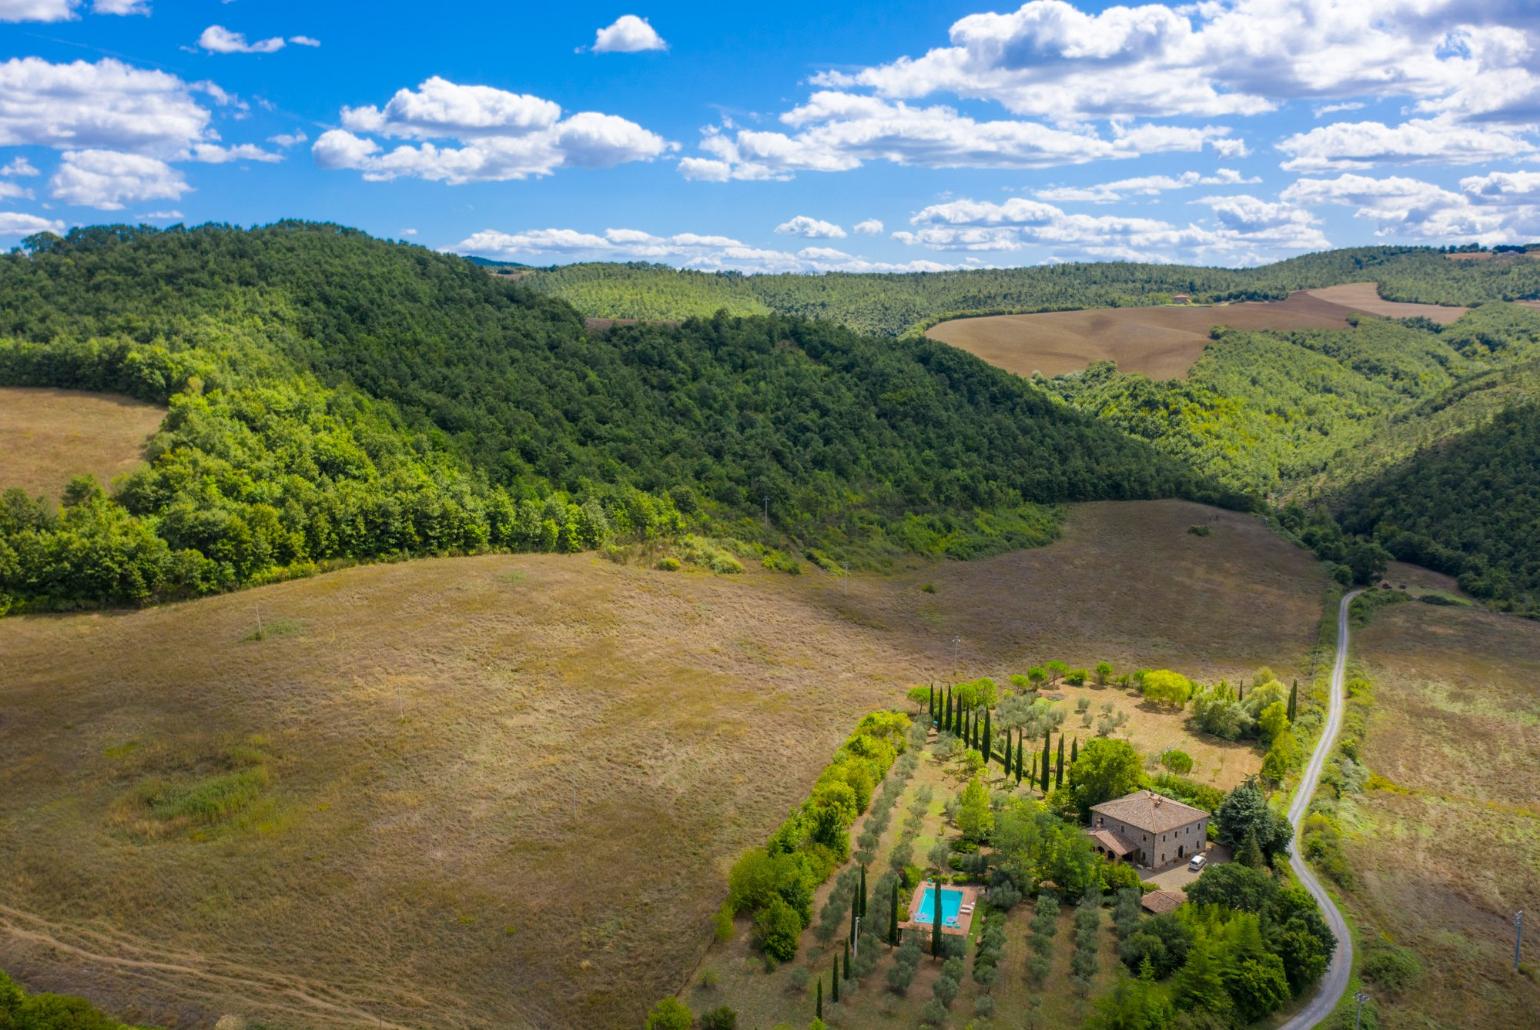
[1188,854,1207,872]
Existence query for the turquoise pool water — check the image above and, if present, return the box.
[913,884,964,927]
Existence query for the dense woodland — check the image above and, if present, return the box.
[521,248,1540,337]
[0,224,1218,612]
[3,224,1537,615]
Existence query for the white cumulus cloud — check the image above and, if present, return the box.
[592,14,667,53]
[49,149,188,209]
[199,26,288,54]
[316,76,671,183]
[1035,168,1258,204]
[853,219,884,235]
[1278,117,1537,171]
[452,225,953,274]
[774,215,846,239]
[0,210,63,235]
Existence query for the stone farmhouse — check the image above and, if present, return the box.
[1086,789,1209,872]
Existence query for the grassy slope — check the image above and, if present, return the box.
[0,388,164,501]
[0,500,1327,1029]
[1344,599,1540,1027]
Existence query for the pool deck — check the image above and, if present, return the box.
[898,881,980,938]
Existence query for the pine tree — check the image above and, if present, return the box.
[1015,734,1024,784]
[832,954,840,1002]
[982,708,992,764]
[1056,735,1066,789]
[1040,734,1051,792]
[889,880,900,946]
[1238,826,1265,869]
[1288,679,1298,721]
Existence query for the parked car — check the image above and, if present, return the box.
[1188,854,1207,872]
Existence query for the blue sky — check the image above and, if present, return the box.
[1,1,1538,271]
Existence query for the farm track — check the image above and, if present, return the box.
[0,904,419,1029]
[1278,590,1362,1030]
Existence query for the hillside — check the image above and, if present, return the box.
[0,224,1221,614]
[516,247,1540,337]
[1042,304,1540,610]
[0,387,164,500]
[0,500,1329,1029]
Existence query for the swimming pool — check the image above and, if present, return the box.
[913,884,965,927]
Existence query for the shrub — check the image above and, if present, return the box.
[1066,668,1088,686]
[1159,748,1193,774]
[753,898,804,963]
[656,556,682,571]
[713,901,735,943]
[1362,941,1422,994]
[932,974,959,1008]
[644,997,693,1030]
[699,1006,738,1030]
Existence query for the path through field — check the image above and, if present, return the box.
[1279,590,1361,1030]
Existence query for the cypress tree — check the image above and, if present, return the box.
[1239,679,1246,703]
[817,977,823,1019]
[1040,734,1051,792]
[1288,679,1298,721]
[929,683,936,722]
[1015,733,1024,784]
[1071,736,1079,765]
[946,691,954,733]
[931,881,942,957]
[1056,735,1066,789]
[859,865,868,919]
[843,938,852,981]
[1002,728,1013,777]
[832,954,840,1003]
[889,879,900,946]
[849,892,858,947]
[982,708,992,764]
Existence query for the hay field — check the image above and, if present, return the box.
[1347,600,1540,1027]
[925,292,1361,379]
[1302,281,1470,324]
[0,501,1327,1029]
[0,387,165,500]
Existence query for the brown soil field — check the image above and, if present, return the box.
[926,283,1479,380]
[925,292,1362,380]
[1446,250,1540,262]
[0,500,1328,1029]
[1302,281,1469,324]
[0,387,166,500]
[1345,599,1540,1027]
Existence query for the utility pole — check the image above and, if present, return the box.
[1517,910,1525,973]
[951,635,961,675]
[1353,990,1369,1030]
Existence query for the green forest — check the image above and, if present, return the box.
[3,224,1538,617]
[519,248,1540,337]
[0,224,1219,613]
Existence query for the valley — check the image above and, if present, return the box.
[0,500,1326,1028]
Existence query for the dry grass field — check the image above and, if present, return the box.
[0,387,165,500]
[1345,600,1540,1027]
[926,285,1475,379]
[0,500,1328,1029]
[925,293,1360,379]
[1302,282,1469,324]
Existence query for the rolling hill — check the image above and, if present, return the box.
[515,247,1540,338]
[0,223,1226,614]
